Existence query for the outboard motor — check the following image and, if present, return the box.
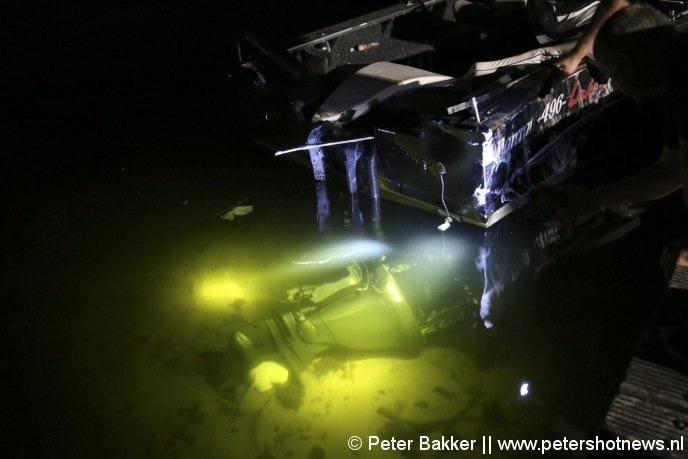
[231,261,424,387]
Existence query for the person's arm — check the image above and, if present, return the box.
[591,143,683,206]
[556,0,630,75]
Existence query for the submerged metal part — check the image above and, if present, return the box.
[231,262,423,372]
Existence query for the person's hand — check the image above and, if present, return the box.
[540,51,584,97]
[554,51,584,76]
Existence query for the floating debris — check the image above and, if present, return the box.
[218,200,254,221]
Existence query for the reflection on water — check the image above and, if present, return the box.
[477,204,642,328]
[7,133,672,459]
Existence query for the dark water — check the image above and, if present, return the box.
[5,2,688,458]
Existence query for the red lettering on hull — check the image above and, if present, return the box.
[568,80,604,108]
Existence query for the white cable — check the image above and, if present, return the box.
[437,163,452,232]
[440,170,450,218]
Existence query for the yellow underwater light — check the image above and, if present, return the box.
[194,270,254,311]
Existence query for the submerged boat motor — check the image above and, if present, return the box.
[231,261,423,387]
